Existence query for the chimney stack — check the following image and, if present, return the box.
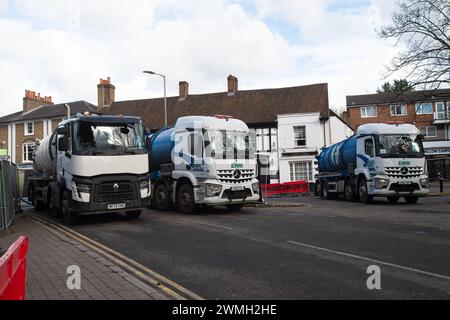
[97,77,115,110]
[23,90,53,113]
[179,81,189,100]
[227,75,238,95]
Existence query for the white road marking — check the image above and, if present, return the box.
[287,240,450,281]
[178,218,234,230]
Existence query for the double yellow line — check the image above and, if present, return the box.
[26,212,203,301]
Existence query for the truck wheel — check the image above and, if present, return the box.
[344,179,357,202]
[226,204,244,211]
[387,196,400,204]
[405,196,419,204]
[32,185,45,211]
[358,178,373,204]
[154,183,170,211]
[62,190,79,225]
[126,211,141,219]
[177,184,196,214]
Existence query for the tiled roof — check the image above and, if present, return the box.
[105,83,330,130]
[346,88,450,107]
[0,101,98,124]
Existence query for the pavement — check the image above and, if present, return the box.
[0,212,173,300]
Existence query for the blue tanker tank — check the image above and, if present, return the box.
[317,135,357,173]
[148,127,175,172]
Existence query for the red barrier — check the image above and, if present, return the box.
[0,236,29,300]
[261,181,309,197]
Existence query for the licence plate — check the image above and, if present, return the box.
[398,181,412,185]
[231,186,245,191]
[108,203,126,210]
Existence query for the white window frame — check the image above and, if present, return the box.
[415,103,433,115]
[361,106,377,118]
[421,126,438,138]
[23,142,35,163]
[435,102,450,120]
[24,121,34,136]
[293,126,306,148]
[289,161,313,182]
[390,104,407,116]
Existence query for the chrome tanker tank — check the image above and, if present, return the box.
[317,135,357,173]
[148,127,175,172]
[34,130,57,173]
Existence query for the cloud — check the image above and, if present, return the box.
[0,0,401,118]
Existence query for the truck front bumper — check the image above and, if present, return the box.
[368,175,429,197]
[194,179,262,206]
[69,197,150,216]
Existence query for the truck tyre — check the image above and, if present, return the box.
[405,196,419,204]
[62,190,79,225]
[387,196,400,204]
[358,177,373,204]
[32,185,45,211]
[177,184,196,214]
[344,179,357,202]
[226,204,244,211]
[126,210,141,219]
[154,183,170,211]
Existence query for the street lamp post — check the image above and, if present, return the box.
[143,71,168,126]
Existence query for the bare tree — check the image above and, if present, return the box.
[379,0,449,89]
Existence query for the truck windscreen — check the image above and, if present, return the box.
[206,130,255,160]
[72,121,146,155]
[377,134,424,158]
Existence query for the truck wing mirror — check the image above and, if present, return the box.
[58,136,68,152]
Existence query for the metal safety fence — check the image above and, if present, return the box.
[261,181,309,197]
[0,160,20,231]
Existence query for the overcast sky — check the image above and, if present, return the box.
[0,0,403,117]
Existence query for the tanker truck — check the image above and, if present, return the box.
[28,114,151,224]
[315,123,429,204]
[148,115,261,213]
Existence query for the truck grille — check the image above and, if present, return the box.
[217,169,255,184]
[95,181,135,202]
[385,167,423,179]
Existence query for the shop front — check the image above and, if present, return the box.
[423,141,450,180]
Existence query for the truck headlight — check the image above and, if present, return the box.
[206,184,222,197]
[375,178,389,189]
[252,182,260,194]
[72,181,91,193]
[140,180,150,190]
[420,178,429,188]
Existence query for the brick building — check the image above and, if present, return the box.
[0,90,98,165]
[346,88,450,179]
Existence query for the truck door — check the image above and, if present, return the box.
[357,136,376,175]
[188,131,204,167]
[57,124,72,183]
